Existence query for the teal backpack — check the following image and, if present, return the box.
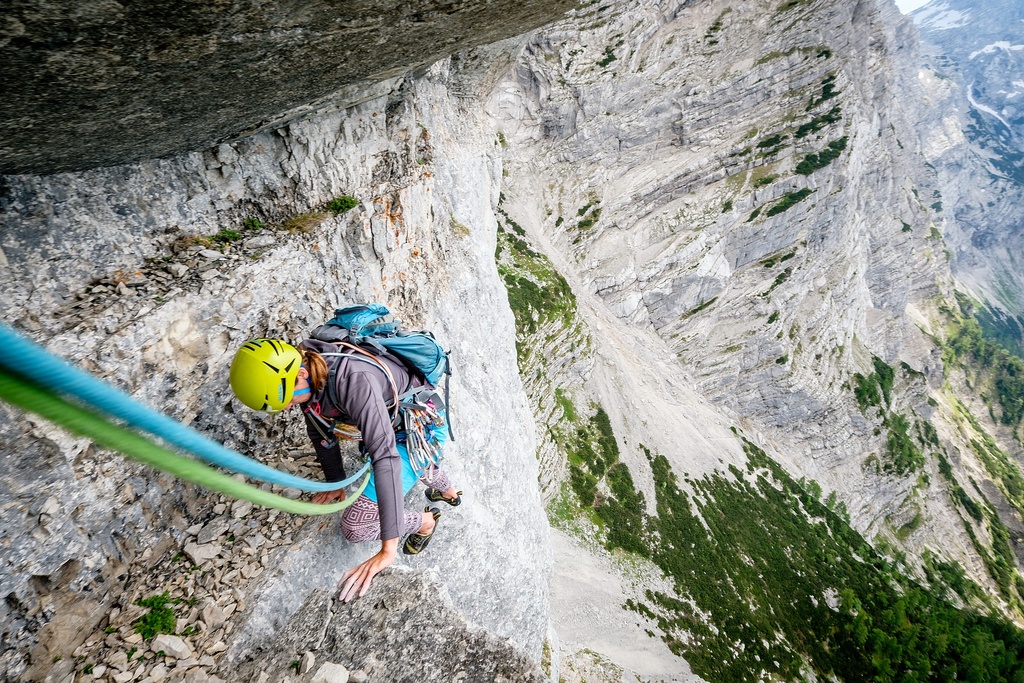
[310,303,454,437]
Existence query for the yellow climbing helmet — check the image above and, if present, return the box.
[229,339,303,413]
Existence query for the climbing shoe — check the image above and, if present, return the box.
[403,507,441,555]
[425,487,462,507]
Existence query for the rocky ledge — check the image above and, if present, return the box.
[229,572,548,683]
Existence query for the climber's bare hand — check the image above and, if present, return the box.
[338,539,397,602]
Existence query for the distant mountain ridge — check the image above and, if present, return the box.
[913,0,1024,182]
[908,0,1024,352]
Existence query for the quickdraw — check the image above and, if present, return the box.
[397,387,446,483]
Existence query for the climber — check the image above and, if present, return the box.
[228,338,462,602]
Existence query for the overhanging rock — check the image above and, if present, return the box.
[1,0,575,175]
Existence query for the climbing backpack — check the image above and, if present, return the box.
[309,303,454,446]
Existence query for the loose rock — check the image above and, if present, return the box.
[201,600,227,631]
[311,662,349,683]
[299,651,315,674]
[183,542,220,565]
[151,633,192,660]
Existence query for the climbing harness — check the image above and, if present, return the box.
[0,324,368,492]
[0,367,368,515]
[320,346,447,481]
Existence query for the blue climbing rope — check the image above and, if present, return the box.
[0,324,368,491]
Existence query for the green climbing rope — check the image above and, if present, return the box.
[0,368,368,515]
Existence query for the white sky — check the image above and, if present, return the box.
[895,0,933,13]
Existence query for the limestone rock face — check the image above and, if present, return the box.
[492,0,950,536]
[491,2,1024,672]
[229,570,547,683]
[0,41,551,681]
[1,0,575,174]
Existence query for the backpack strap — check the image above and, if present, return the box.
[303,402,337,444]
[320,344,403,429]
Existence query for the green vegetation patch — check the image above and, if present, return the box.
[937,450,984,522]
[807,73,840,110]
[765,188,814,217]
[985,506,1019,599]
[212,229,242,244]
[795,105,842,138]
[795,136,848,175]
[943,293,1024,427]
[577,207,602,235]
[754,45,827,66]
[495,207,578,363]
[776,0,809,12]
[133,592,177,640]
[681,296,718,319]
[623,437,1024,682]
[884,412,925,475]
[208,214,267,245]
[326,195,359,215]
[851,357,926,475]
[947,393,1024,528]
[559,405,649,557]
[598,47,617,67]
[756,133,789,158]
[764,267,792,296]
[761,247,797,269]
[853,356,895,410]
[922,549,986,604]
[741,186,816,223]
[554,387,577,422]
[972,431,1024,515]
[704,8,731,40]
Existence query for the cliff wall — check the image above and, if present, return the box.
[492,0,1024,676]
[1,41,553,682]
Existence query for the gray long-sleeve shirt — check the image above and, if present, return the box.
[299,339,412,540]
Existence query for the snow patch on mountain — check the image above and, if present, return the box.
[914,2,972,30]
[969,41,1024,59]
[967,80,1014,128]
